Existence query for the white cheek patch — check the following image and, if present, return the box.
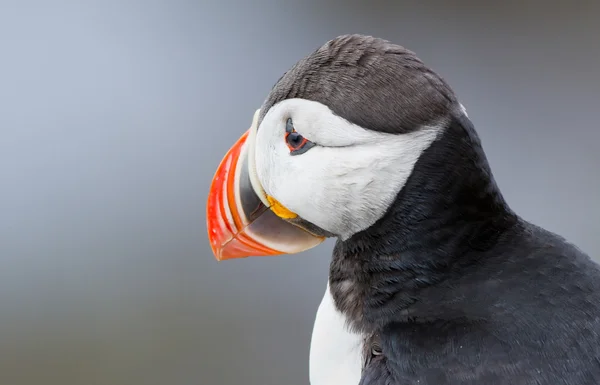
[255,98,442,239]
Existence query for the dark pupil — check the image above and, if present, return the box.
[287,132,303,147]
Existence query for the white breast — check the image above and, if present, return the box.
[309,283,364,385]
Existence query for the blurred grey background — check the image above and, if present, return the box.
[0,1,598,384]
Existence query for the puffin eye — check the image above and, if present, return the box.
[284,118,315,155]
[286,131,307,151]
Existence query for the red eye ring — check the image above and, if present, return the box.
[284,118,316,155]
[285,131,309,152]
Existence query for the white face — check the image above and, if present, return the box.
[253,98,443,240]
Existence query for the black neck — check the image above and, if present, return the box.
[329,114,520,331]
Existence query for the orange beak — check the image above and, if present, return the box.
[206,110,325,261]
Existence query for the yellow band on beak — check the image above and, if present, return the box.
[266,195,298,219]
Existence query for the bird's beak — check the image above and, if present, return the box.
[206,109,325,261]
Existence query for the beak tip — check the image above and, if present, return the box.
[210,244,223,262]
[206,217,223,260]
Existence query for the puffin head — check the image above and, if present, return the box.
[207,34,464,261]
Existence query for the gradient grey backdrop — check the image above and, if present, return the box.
[1,1,598,384]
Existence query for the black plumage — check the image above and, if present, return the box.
[337,114,600,384]
[259,34,600,384]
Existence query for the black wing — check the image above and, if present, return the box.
[359,321,600,385]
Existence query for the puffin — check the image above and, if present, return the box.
[206,34,600,385]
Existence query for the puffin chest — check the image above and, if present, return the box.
[310,254,380,385]
[309,284,366,385]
